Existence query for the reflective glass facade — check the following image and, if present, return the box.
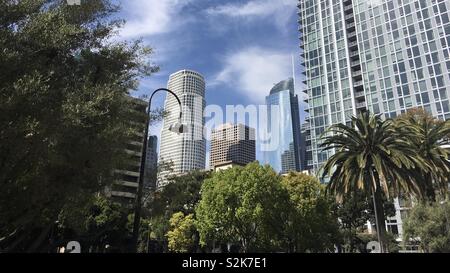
[298,0,450,172]
[263,78,302,174]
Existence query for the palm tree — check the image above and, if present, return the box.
[320,111,425,252]
[394,108,450,202]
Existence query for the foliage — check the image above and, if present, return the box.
[53,196,131,253]
[403,201,450,253]
[166,212,196,253]
[394,108,450,201]
[145,170,211,246]
[0,0,158,251]
[320,111,424,251]
[320,111,424,200]
[152,170,212,216]
[280,172,340,253]
[334,190,396,252]
[196,162,290,253]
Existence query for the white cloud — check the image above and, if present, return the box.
[212,47,293,104]
[118,0,194,38]
[205,0,297,29]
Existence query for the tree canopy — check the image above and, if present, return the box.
[0,0,158,251]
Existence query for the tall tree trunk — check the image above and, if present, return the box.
[371,183,387,253]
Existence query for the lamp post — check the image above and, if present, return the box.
[131,88,186,252]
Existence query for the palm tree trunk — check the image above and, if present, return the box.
[424,173,436,202]
[371,185,387,253]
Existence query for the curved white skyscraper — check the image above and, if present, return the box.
[158,70,206,187]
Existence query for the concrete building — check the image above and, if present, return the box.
[158,70,206,187]
[210,123,256,170]
[107,96,147,206]
[262,78,303,174]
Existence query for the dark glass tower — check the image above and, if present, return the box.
[263,78,302,173]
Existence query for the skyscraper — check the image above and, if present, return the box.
[262,78,302,174]
[210,123,256,170]
[298,0,450,172]
[158,70,206,187]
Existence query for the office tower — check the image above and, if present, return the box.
[144,135,158,189]
[262,78,302,174]
[210,123,256,170]
[298,0,450,172]
[158,70,206,187]
[108,96,147,206]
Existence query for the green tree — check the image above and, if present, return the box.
[166,212,196,253]
[320,111,422,252]
[394,108,450,202]
[403,201,450,253]
[0,0,158,251]
[146,170,211,244]
[196,162,289,253]
[52,196,131,253]
[281,172,340,253]
[333,190,396,252]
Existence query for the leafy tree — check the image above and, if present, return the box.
[394,108,450,202]
[0,0,158,252]
[334,190,396,252]
[196,162,289,253]
[320,111,422,252]
[403,201,450,253]
[280,172,340,253]
[144,170,211,248]
[166,212,196,253]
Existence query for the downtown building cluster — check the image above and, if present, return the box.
[110,0,450,242]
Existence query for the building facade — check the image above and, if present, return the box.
[210,123,256,170]
[298,0,450,171]
[107,96,147,206]
[158,70,206,187]
[262,78,302,174]
[298,0,450,242]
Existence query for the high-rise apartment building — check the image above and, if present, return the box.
[210,123,256,170]
[298,0,450,171]
[262,78,302,174]
[158,70,206,188]
[108,96,147,206]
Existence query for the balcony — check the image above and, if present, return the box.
[347,31,357,40]
[353,80,363,88]
[348,41,358,49]
[352,70,362,77]
[344,5,353,13]
[346,22,355,29]
[345,14,355,22]
[354,91,365,98]
[349,51,359,60]
[356,102,367,109]
[351,60,361,67]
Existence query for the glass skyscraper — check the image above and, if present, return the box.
[263,78,302,174]
[298,0,450,171]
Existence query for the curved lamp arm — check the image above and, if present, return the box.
[148,88,183,121]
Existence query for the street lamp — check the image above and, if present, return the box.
[131,88,186,252]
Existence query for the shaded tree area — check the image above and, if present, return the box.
[0,0,159,252]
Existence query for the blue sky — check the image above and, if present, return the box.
[115,0,305,163]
